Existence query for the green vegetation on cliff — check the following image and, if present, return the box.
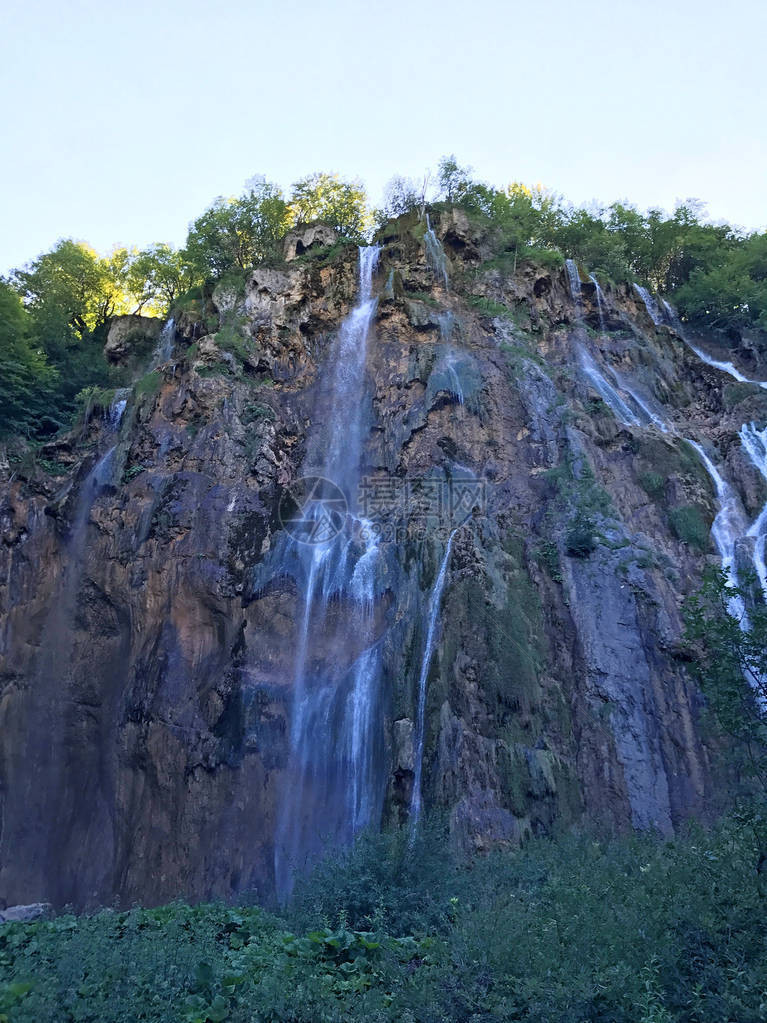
[2,156,765,442]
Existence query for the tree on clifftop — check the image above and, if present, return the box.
[185,176,290,279]
[288,172,370,239]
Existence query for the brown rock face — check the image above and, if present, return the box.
[1,211,763,909]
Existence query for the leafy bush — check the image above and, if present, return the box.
[669,504,710,550]
[640,469,666,499]
[565,510,598,557]
[3,817,767,1022]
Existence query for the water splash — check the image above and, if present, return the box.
[409,528,457,836]
[424,214,449,289]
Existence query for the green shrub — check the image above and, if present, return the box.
[134,370,163,399]
[640,470,666,500]
[669,504,709,549]
[534,539,562,581]
[3,816,767,1022]
[565,511,598,557]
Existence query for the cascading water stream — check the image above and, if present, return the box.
[663,300,767,391]
[662,299,767,599]
[633,284,663,326]
[409,528,458,837]
[574,287,762,616]
[150,317,176,370]
[273,246,385,899]
[685,440,750,615]
[568,264,656,429]
[424,214,449,289]
[565,259,582,308]
[106,388,131,429]
[589,274,606,334]
[578,347,642,427]
[740,422,767,596]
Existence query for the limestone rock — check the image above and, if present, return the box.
[283,223,338,261]
[104,315,163,364]
[0,902,52,923]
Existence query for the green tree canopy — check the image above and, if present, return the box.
[185,177,290,279]
[126,243,199,313]
[0,281,57,438]
[288,173,370,239]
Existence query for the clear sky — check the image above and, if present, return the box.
[1,0,765,273]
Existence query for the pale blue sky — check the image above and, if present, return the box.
[1,0,765,273]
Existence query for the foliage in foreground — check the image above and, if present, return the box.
[2,815,767,1022]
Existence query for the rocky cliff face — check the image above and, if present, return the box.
[2,213,766,909]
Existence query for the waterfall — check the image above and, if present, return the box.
[741,422,767,597]
[409,528,457,836]
[578,347,642,427]
[611,372,671,433]
[424,214,449,289]
[108,388,131,429]
[444,350,465,406]
[565,259,582,306]
[589,274,606,334]
[633,284,663,326]
[663,301,767,390]
[150,317,175,370]
[685,440,749,595]
[673,308,767,603]
[273,246,385,899]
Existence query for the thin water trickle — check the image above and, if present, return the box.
[409,528,458,837]
[741,422,767,598]
[589,274,606,334]
[578,347,642,427]
[611,372,671,433]
[424,214,449,289]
